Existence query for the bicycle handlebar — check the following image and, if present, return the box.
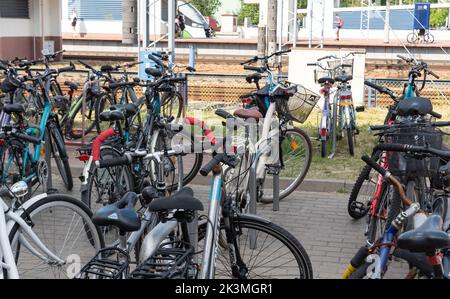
[11,131,41,145]
[375,143,450,160]
[364,80,397,101]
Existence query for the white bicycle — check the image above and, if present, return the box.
[0,181,103,279]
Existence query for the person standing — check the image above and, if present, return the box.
[71,9,78,38]
[335,14,344,41]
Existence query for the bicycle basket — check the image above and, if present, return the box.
[384,124,443,176]
[327,59,354,76]
[314,69,334,84]
[281,82,320,123]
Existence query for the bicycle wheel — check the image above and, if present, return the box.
[95,93,116,135]
[81,147,134,246]
[198,214,313,279]
[347,127,355,156]
[48,124,73,191]
[365,184,400,245]
[424,32,434,44]
[149,128,203,190]
[8,194,104,279]
[65,95,97,139]
[259,127,312,203]
[348,164,378,219]
[407,32,418,44]
[161,91,183,120]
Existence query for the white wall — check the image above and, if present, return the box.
[288,48,367,107]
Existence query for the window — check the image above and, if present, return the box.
[68,0,122,21]
[0,0,29,18]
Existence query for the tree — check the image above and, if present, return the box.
[190,0,221,17]
[238,1,259,26]
[430,8,448,28]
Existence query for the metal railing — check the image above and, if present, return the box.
[365,78,450,107]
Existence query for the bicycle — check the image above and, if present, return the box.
[221,49,316,204]
[407,29,434,44]
[347,55,441,219]
[76,145,313,279]
[343,147,450,279]
[0,180,104,278]
[0,61,75,191]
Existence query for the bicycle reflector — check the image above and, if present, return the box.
[77,154,90,162]
[241,97,252,103]
[321,128,327,137]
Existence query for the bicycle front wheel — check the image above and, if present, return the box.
[198,214,313,279]
[49,124,73,190]
[407,32,418,44]
[8,194,104,279]
[260,127,312,203]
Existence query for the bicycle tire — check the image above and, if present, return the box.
[198,214,313,279]
[95,93,116,135]
[161,91,183,120]
[260,127,312,203]
[49,124,73,190]
[407,32,418,44]
[347,127,355,156]
[424,33,434,44]
[321,139,327,158]
[8,194,104,279]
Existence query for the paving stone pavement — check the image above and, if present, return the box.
[48,172,408,279]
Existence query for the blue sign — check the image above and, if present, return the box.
[413,2,430,30]
[139,50,161,81]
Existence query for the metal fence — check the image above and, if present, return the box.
[365,78,450,108]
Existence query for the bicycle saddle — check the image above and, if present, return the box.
[397,97,433,117]
[92,192,141,232]
[234,106,263,120]
[3,103,24,114]
[397,215,450,253]
[99,110,125,122]
[335,75,353,82]
[100,65,114,73]
[148,187,203,212]
[145,67,163,78]
[318,77,335,85]
[246,73,262,84]
[110,103,138,118]
[64,81,79,90]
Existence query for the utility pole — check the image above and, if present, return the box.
[258,0,268,65]
[384,0,390,43]
[267,0,278,63]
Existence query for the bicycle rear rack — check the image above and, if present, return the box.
[129,241,196,279]
[76,247,130,279]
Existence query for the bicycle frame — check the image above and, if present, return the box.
[0,192,64,279]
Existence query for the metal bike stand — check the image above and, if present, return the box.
[272,171,280,212]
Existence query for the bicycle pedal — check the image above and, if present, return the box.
[266,164,281,175]
[129,241,196,279]
[75,247,130,279]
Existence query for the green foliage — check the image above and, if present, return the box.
[430,8,448,28]
[190,0,221,17]
[237,0,259,26]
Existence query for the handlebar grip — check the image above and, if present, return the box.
[430,111,442,119]
[341,64,352,68]
[361,155,387,177]
[240,56,257,65]
[243,66,265,73]
[0,63,6,71]
[167,77,186,83]
[58,64,75,73]
[200,154,223,176]
[97,156,131,168]
[428,70,440,79]
[307,63,317,66]
[12,132,41,145]
[375,143,409,153]
[215,109,234,119]
[318,55,330,61]
[92,128,116,161]
[432,121,450,127]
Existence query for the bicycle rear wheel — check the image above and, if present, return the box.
[259,127,312,203]
[161,91,183,120]
[66,95,97,139]
[198,214,313,279]
[8,194,104,279]
[407,32,418,44]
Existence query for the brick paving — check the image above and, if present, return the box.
[47,168,409,279]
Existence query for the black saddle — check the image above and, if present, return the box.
[398,215,450,253]
[397,97,433,117]
[92,192,141,232]
[110,103,138,118]
[318,77,335,85]
[3,103,24,114]
[148,187,203,212]
[101,65,114,73]
[64,81,79,91]
[99,110,125,122]
[145,68,163,78]
[335,75,353,83]
[246,73,262,84]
